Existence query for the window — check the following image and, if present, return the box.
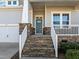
[62,14,69,25]
[53,14,60,25]
[13,1,16,5]
[7,0,18,6]
[8,1,11,5]
[52,12,70,28]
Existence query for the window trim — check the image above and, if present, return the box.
[51,11,71,29]
[6,0,18,6]
[8,1,11,5]
[13,1,17,5]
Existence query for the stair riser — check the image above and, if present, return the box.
[22,35,54,57]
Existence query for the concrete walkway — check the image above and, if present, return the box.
[22,57,58,59]
[0,43,18,59]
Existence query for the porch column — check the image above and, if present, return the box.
[22,0,29,23]
[45,4,47,27]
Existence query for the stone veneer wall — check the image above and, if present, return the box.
[43,27,51,35]
[19,23,31,37]
[30,27,35,35]
[19,23,26,34]
[28,27,51,35]
[26,23,31,37]
[58,36,79,43]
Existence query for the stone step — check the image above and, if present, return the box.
[27,38,52,40]
[22,48,55,57]
[24,44,54,48]
[23,48,54,52]
[26,39,52,42]
[25,41,52,44]
[22,57,57,59]
[30,35,51,38]
[22,35,54,57]
[25,41,53,45]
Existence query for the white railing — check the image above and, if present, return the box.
[51,25,58,57]
[51,25,79,57]
[54,25,79,35]
[19,25,27,59]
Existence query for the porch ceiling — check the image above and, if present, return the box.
[31,1,79,7]
[29,0,79,2]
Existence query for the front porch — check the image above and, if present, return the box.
[20,23,79,58]
[27,0,79,35]
[20,0,79,59]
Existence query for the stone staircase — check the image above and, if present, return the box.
[22,35,55,57]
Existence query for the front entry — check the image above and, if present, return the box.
[35,15,43,35]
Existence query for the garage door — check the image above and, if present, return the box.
[0,25,19,42]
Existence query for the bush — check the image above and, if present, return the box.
[65,49,79,59]
[59,42,79,53]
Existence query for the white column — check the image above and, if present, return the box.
[22,0,29,23]
[45,4,47,27]
[31,9,33,26]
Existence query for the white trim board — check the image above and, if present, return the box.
[58,34,79,36]
[0,24,19,27]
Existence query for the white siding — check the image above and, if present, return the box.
[28,2,33,25]
[0,9,22,24]
[71,11,79,25]
[45,6,79,27]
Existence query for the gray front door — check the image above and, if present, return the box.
[36,17,42,34]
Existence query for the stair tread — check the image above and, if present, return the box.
[22,35,54,57]
[23,47,54,49]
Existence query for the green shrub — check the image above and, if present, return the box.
[65,49,79,59]
[59,42,79,53]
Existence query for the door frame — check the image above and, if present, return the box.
[35,15,43,35]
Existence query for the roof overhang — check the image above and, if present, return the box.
[29,0,79,2]
[30,0,79,6]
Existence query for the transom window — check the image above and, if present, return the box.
[52,12,71,28]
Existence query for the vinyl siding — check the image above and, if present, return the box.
[45,6,79,27]
[0,8,22,24]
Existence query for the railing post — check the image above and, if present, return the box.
[78,26,79,34]
[56,35,58,57]
[19,35,22,59]
[51,25,58,57]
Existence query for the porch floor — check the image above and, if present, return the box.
[0,43,18,59]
